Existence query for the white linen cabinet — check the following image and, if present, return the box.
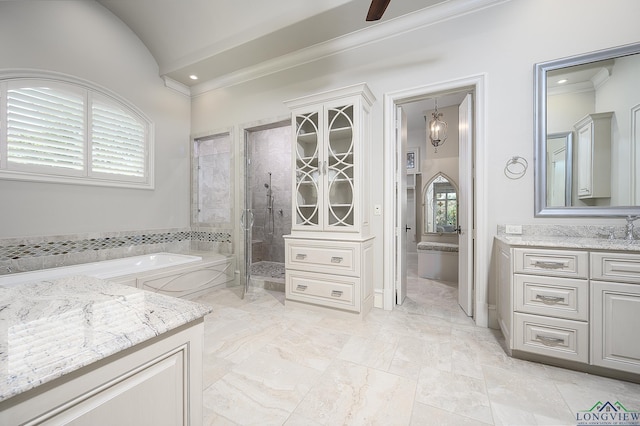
[574,112,613,199]
[284,83,375,317]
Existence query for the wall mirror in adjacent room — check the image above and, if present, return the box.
[423,172,458,234]
[534,42,640,216]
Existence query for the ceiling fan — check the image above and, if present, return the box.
[366,0,391,21]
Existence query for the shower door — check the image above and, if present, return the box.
[241,131,254,297]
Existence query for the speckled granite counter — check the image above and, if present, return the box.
[495,235,640,252]
[0,275,212,403]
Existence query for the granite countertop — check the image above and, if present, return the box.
[495,234,640,252]
[0,275,212,403]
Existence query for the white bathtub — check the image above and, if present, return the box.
[0,253,202,288]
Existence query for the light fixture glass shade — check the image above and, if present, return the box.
[428,102,447,152]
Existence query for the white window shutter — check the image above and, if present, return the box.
[91,98,146,178]
[7,86,84,172]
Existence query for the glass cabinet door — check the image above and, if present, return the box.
[327,104,354,228]
[294,112,320,227]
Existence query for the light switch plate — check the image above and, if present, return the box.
[505,224,522,234]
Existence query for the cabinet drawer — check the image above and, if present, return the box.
[591,252,640,284]
[286,239,358,276]
[514,275,588,321]
[286,270,359,312]
[514,313,589,363]
[514,248,588,278]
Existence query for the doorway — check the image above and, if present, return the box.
[383,75,489,327]
[242,120,292,295]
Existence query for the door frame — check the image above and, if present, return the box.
[382,74,489,327]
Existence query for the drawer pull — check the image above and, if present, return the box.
[331,256,344,263]
[533,260,566,269]
[331,290,343,298]
[535,335,565,347]
[296,254,307,260]
[535,295,565,304]
[296,284,308,291]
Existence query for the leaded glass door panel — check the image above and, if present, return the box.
[294,111,321,228]
[327,105,355,229]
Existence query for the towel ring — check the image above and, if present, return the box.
[504,156,528,180]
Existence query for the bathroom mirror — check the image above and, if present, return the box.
[423,173,458,233]
[534,42,640,216]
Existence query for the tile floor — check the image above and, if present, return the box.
[194,254,640,425]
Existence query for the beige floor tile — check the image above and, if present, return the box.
[294,359,416,425]
[262,322,350,371]
[415,365,494,424]
[410,401,492,425]
[483,364,574,425]
[203,350,321,425]
[197,259,639,426]
[337,334,399,370]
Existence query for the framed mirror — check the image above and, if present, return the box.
[534,42,640,216]
[423,172,458,234]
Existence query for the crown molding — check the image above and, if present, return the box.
[189,0,509,96]
[163,76,191,96]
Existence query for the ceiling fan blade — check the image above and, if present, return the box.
[366,0,391,21]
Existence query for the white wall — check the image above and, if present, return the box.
[191,0,640,300]
[0,1,191,238]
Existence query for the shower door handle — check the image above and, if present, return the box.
[240,210,254,231]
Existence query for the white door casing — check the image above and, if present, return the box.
[383,75,488,327]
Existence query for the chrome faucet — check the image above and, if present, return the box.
[625,215,640,240]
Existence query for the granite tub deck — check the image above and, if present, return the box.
[0,275,211,408]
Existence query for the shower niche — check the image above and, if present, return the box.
[284,83,375,317]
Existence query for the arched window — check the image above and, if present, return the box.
[0,71,153,188]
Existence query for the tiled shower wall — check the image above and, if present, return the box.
[0,228,232,275]
[249,126,292,264]
[193,133,232,225]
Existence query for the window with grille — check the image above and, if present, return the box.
[0,73,153,188]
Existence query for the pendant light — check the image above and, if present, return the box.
[428,99,447,152]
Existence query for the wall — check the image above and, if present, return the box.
[191,0,640,308]
[0,1,191,239]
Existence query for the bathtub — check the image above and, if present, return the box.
[0,252,235,298]
[417,242,459,282]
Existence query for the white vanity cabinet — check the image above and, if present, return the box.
[511,248,590,363]
[1,322,205,426]
[591,252,640,374]
[284,84,375,316]
[574,112,613,199]
[495,239,640,380]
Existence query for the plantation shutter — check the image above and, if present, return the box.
[6,86,84,172]
[91,98,146,178]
